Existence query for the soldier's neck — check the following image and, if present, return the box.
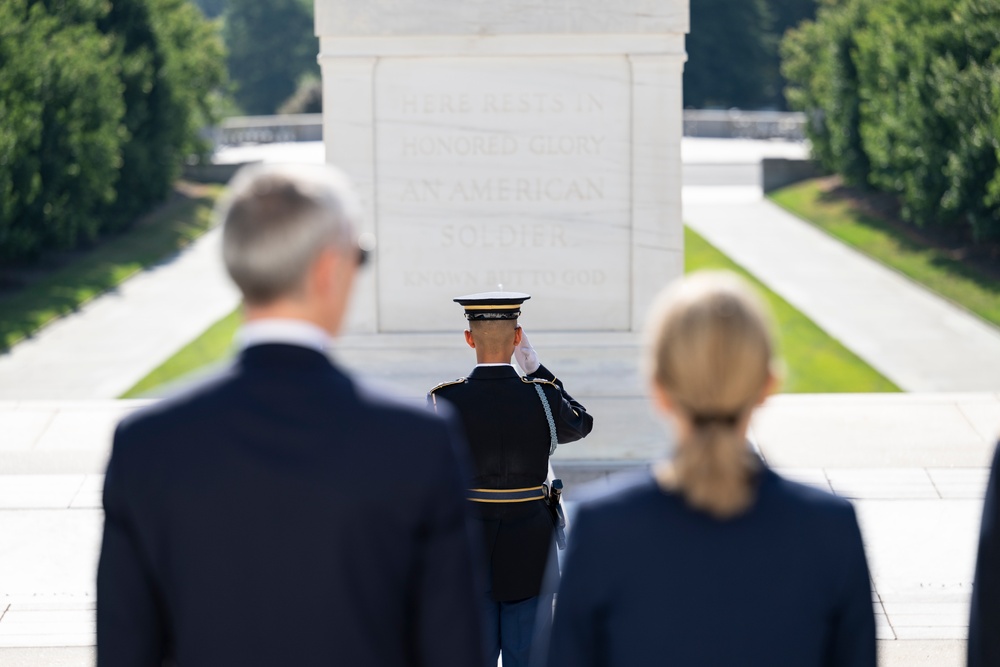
[475,351,513,365]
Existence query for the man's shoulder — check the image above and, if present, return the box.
[116,366,459,462]
[353,380,468,477]
[428,377,469,396]
[118,365,239,438]
[356,377,454,430]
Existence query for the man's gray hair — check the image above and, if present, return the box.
[219,163,363,305]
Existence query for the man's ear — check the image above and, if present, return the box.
[309,247,337,296]
[464,329,476,349]
[513,325,523,347]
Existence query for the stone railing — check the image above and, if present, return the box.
[682,109,807,141]
[211,110,807,147]
[215,113,323,146]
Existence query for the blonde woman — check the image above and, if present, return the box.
[544,272,876,667]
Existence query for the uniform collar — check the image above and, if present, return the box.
[469,364,520,380]
[238,318,330,353]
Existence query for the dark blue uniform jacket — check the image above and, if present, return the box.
[546,466,876,667]
[430,364,593,601]
[969,440,1000,667]
[97,343,484,667]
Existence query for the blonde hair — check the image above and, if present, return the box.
[644,272,774,519]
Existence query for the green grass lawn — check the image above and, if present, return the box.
[0,183,224,351]
[122,226,900,397]
[121,307,242,398]
[685,227,899,393]
[770,178,1000,329]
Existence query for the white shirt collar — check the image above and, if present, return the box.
[238,319,330,353]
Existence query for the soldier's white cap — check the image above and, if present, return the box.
[453,292,531,321]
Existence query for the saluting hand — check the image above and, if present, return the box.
[515,329,541,375]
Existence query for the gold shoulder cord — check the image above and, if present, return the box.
[428,378,466,412]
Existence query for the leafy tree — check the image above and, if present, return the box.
[853,0,956,227]
[768,0,819,37]
[781,0,1000,242]
[0,0,125,261]
[933,0,1000,241]
[98,0,226,229]
[278,75,322,115]
[782,0,871,185]
[685,0,819,110]
[224,0,318,114]
[0,0,225,262]
[685,0,775,108]
[192,0,227,18]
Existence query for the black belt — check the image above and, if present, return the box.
[466,486,545,503]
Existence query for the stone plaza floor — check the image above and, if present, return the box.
[0,356,997,665]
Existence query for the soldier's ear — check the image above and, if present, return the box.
[464,329,476,349]
[513,326,523,346]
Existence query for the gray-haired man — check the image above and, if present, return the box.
[97,164,485,667]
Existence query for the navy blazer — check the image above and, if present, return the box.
[969,441,1000,667]
[546,467,876,667]
[97,344,484,667]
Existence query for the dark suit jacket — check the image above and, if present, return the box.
[546,467,876,667]
[969,441,1000,667]
[97,343,484,667]
[429,364,593,601]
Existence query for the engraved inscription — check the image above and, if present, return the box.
[398,93,605,115]
[399,178,604,203]
[389,92,613,208]
[401,269,608,289]
[440,224,568,249]
[375,57,632,331]
[398,134,605,157]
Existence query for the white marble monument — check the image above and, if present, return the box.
[316,1,689,332]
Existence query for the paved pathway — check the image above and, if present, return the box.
[7,136,997,399]
[684,190,1000,392]
[1,393,996,666]
[0,138,801,401]
[0,228,240,400]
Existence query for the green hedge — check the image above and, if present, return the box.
[782,0,1000,242]
[0,0,225,262]
[0,0,124,259]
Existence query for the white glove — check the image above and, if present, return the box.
[514,329,541,375]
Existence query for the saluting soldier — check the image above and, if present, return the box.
[428,292,594,667]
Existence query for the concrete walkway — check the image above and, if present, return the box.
[1,393,996,666]
[0,228,240,400]
[2,136,997,400]
[0,138,798,401]
[684,190,1000,392]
